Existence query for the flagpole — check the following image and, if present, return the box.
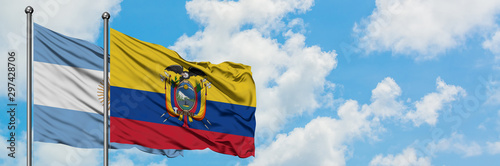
[102,12,110,166]
[25,6,34,166]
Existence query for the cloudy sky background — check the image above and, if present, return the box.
[1,0,500,165]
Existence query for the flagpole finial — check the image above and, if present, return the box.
[25,6,33,14]
[102,12,110,19]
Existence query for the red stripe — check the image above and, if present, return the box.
[110,117,255,158]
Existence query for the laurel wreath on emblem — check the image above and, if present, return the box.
[160,65,213,129]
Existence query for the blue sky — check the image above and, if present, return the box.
[1,0,500,165]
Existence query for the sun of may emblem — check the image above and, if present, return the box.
[97,80,110,109]
[160,65,213,129]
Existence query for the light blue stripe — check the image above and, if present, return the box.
[34,23,105,71]
[33,104,183,157]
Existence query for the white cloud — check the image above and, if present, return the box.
[405,77,466,126]
[184,0,314,34]
[34,142,100,166]
[355,0,500,60]
[147,159,168,166]
[483,30,500,58]
[250,77,403,166]
[249,100,371,166]
[427,132,482,157]
[478,124,487,130]
[486,141,500,155]
[171,0,337,137]
[109,147,171,166]
[485,79,500,105]
[365,77,405,119]
[0,0,122,99]
[250,76,466,165]
[111,153,134,166]
[110,155,134,166]
[369,148,431,166]
[0,0,121,42]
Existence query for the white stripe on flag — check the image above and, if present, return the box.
[34,61,104,114]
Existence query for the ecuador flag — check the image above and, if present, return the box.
[110,29,256,158]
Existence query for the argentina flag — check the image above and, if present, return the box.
[32,23,182,157]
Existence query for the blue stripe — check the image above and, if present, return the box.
[110,86,256,138]
[34,104,183,157]
[34,23,105,71]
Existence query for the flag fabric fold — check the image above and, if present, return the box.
[33,23,182,157]
[110,28,256,158]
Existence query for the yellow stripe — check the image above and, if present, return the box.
[110,29,256,107]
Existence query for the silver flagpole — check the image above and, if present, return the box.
[102,12,110,166]
[25,6,34,166]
